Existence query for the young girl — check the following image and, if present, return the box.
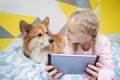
[45,9,114,80]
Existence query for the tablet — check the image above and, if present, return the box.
[48,54,99,74]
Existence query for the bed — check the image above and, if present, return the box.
[0,34,120,80]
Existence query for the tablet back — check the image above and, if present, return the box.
[48,54,99,74]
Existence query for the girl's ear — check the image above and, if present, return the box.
[43,17,49,26]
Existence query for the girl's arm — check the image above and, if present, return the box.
[95,37,114,80]
[84,37,114,80]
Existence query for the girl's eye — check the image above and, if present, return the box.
[46,32,48,34]
[38,33,42,37]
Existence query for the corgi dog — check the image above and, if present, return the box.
[20,17,65,63]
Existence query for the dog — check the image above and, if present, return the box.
[20,17,65,63]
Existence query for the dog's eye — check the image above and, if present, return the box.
[46,32,48,34]
[37,33,42,37]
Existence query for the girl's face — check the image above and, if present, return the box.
[66,22,91,44]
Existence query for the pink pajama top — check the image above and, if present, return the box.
[63,33,114,80]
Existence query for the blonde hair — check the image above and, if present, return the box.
[67,9,99,55]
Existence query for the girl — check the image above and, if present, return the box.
[45,9,114,80]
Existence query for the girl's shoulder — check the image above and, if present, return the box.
[96,33,109,44]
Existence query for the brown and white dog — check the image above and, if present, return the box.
[20,17,65,63]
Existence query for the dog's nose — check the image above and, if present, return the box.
[49,39,54,44]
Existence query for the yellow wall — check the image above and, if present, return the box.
[0,12,37,50]
[90,0,120,34]
[0,0,120,50]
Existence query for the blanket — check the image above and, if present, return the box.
[0,45,88,80]
[0,34,120,80]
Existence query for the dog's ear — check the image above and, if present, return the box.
[43,17,49,26]
[20,20,31,35]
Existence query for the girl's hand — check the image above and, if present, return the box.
[44,62,64,79]
[84,62,103,80]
